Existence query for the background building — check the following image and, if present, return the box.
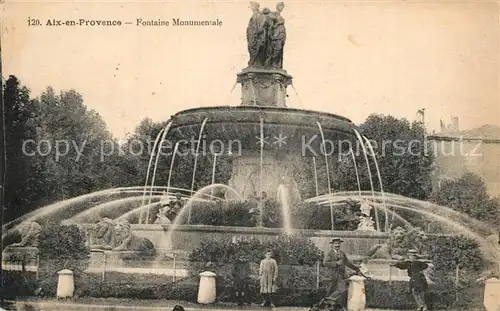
[427,120,500,198]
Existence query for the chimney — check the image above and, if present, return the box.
[451,117,459,132]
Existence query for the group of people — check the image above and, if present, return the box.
[231,237,431,310]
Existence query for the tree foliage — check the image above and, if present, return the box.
[429,171,500,224]
[2,77,143,222]
[3,76,40,220]
[335,114,434,200]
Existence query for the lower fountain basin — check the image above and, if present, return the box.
[80,223,389,262]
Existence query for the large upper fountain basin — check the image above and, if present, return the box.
[168,106,358,154]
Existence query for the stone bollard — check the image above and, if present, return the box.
[347,275,366,311]
[484,277,500,311]
[197,271,217,304]
[56,269,74,298]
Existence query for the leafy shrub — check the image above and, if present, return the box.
[176,199,361,230]
[427,234,484,291]
[1,270,38,299]
[187,233,323,302]
[37,223,90,294]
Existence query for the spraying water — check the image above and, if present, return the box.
[277,181,293,235]
[353,129,380,231]
[68,195,163,224]
[349,148,362,195]
[165,184,243,242]
[188,118,208,224]
[312,157,319,197]
[140,127,166,223]
[2,186,153,237]
[146,122,173,222]
[363,136,388,231]
[316,121,334,230]
[116,201,164,223]
[211,154,218,197]
[166,142,180,197]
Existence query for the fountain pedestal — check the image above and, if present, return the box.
[226,152,302,201]
[237,68,292,107]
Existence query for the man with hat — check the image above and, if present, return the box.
[392,249,429,311]
[323,238,361,308]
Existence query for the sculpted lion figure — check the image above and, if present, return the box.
[90,218,116,250]
[9,221,42,248]
[367,226,407,259]
[112,220,156,259]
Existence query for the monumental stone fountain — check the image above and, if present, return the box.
[4,2,498,284]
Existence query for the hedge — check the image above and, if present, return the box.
[6,225,488,310]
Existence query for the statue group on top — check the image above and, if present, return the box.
[247,2,286,69]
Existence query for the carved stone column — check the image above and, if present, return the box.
[237,68,292,107]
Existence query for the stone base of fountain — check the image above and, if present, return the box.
[1,246,39,272]
[86,249,189,277]
[81,223,389,260]
[78,224,433,282]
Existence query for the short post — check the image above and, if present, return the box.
[57,269,74,298]
[347,275,366,311]
[197,271,217,304]
[483,277,500,311]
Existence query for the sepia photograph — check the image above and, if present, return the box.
[1,1,500,310]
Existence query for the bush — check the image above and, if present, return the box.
[428,235,484,286]
[1,270,38,299]
[187,234,324,303]
[175,199,361,230]
[37,223,90,294]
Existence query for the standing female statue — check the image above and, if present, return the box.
[246,2,270,67]
[265,2,286,69]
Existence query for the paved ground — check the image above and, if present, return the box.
[14,298,402,311]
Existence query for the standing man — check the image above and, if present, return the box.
[323,238,360,308]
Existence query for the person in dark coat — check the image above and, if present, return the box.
[323,238,360,308]
[232,253,252,306]
[392,249,429,311]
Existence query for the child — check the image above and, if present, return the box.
[392,249,429,311]
[259,250,278,307]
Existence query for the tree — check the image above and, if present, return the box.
[334,114,434,200]
[2,75,40,221]
[124,118,234,193]
[32,87,123,202]
[429,172,500,224]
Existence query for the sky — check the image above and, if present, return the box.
[2,0,500,139]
